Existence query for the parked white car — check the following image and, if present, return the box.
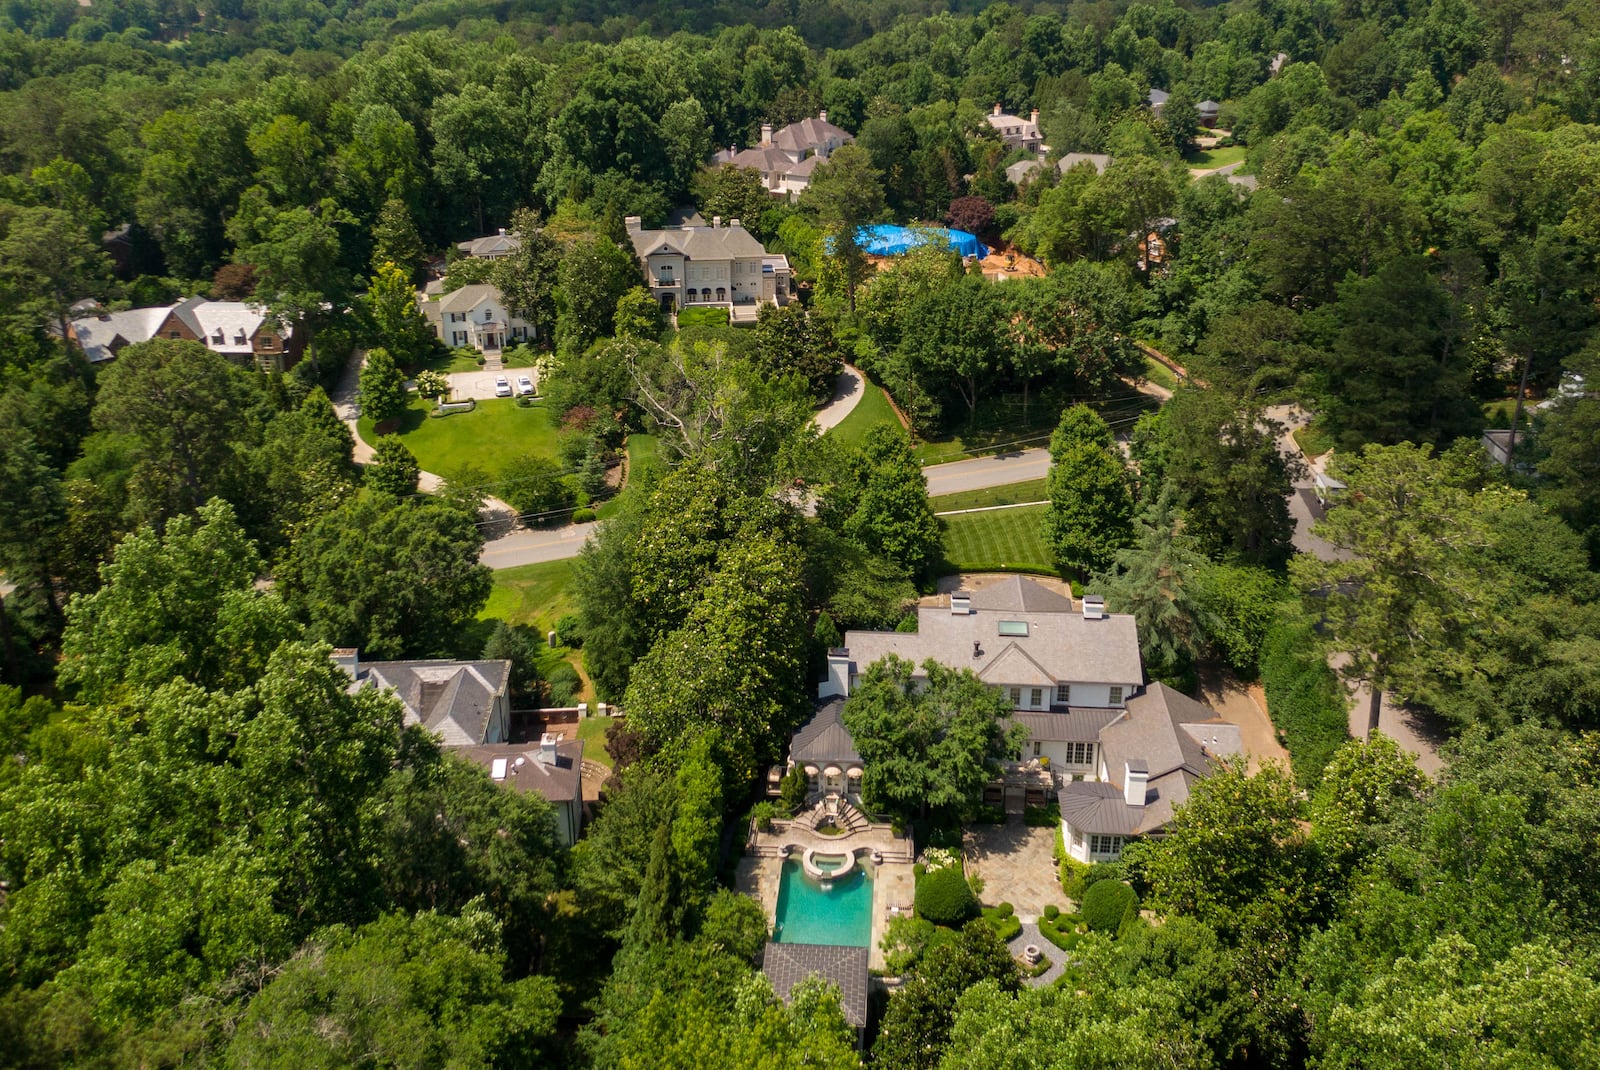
[494,375,512,397]
[517,374,534,396]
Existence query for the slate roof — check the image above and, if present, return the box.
[178,300,277,355]
[1059,682,1242,836]
[456,231,521,258]
[762,943,869,1028]
[353,659,510,747]
[841,578,1143,688]
[772,114,854,156]
[458,739,584,805]
[791,698,860,764]
[1058,152,1112,175]
[628,221,771,262]
[70,297,284,362]
[70,304,173,362]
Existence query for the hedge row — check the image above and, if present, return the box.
[1260,609,1351,790]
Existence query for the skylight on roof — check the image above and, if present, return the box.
[998,620,1029,637]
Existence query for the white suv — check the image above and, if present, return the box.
[494,376,512,398]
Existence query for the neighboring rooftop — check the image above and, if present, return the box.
[456,229,521,258]
[1058,152,1112,175]
[458,737,584,805]
[772,111,853,156]
[625,217,772,261]
[347,657,511,747]
[761,943,870,1029]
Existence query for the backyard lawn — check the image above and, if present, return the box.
[1142,355,1178,391]
[930,478,1049,514]
[913,391,1158,466]
[358,396,561,482]
[941,504,1056,574]
[478,558,593,704]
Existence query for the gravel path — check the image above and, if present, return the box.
[1010,922,1067,988]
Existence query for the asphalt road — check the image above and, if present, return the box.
[922,449,1050,497]
[481,521,599,568]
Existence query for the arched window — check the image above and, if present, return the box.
[715,287,726,302]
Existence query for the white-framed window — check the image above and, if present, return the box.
[1109,685,1124,705]
[1065,742,1094,766]
[1089,834,1124,857]
[1030,688,1043,708]
[1008,686,1022,706]
[1056,683,1071,704]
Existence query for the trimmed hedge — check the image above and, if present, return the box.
[1260,609,1351,790]
[915,865,979,927]
[676,306,730,328]
[982,902,1021,942]
[1081,880,1137,933]
[1036,911,1084,952]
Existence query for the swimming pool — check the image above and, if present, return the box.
[772,857,873,947]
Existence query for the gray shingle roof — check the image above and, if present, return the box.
[1008,707,1122,742]
[456,232,521,257]
[791,698,860,764]
[1058,780,1145,836]
[1058,153,1112,175]
[841,579,1143,688]
[773,115,854,155]
[628,221,770,262]
[762,943,869,1028]
[458,739,583,804]
[355,660,510,747]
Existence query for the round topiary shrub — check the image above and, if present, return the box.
[571,508,597,523]
[1081,879,1137,934]
[1043,904,1060,921]
[915,865,979,927]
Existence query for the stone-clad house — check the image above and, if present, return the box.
[789,577,1240,861]
[625,215,792,320]
[712,111,854,199]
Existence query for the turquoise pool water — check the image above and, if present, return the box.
[772,858,873,947]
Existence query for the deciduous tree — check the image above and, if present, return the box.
[1042,404,1134,575]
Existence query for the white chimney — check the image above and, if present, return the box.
[993,103,1002,116]
[728,218,741,229]
[538,732,559,765]
[331,647,359,678]
[713,215,722,229]
[819,649,851,699]
[761,123,773,146]
[1030,108,1039,124]
[1082,595,1105,620]
[1124,760,1148,807]
[819,109,828,123]
[950,591,972,615]
[498,227,507,236]
[624,215,642,234]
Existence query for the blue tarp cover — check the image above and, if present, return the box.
[852,224,990,259]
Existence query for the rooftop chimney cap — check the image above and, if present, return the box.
[951,591,972,615]
[1082,594,1106,620]
[538,732,559,764]
[993,103,1002,116]
[1124,759,1149,807]
[624,215,642,233]
[729,218,741,228]
[713,215,722,228]
[819,109,828,123]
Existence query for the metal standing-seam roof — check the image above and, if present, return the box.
[789,698,860,764]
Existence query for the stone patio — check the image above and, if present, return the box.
[963,816,1064,919]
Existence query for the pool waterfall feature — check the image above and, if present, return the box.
[801,848,855,886]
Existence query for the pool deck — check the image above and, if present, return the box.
[737,854,914,973]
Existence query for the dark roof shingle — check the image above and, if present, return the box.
[762,942,869,1028]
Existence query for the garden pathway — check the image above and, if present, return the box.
[1009,922,1068,988]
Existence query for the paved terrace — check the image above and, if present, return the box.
[743,814,916,973]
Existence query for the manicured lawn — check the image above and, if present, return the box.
[930,477,1049,514]
[941,504,1057,574]
[677,306,730,328]
[575,715,615,769]
[913,391,1158,467]
[1186,145,1248,170]
[478,558,593,704]
[358,396,561,482]
[826,378,905,448]
[597,434,663,520]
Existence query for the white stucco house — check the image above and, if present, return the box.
[800,577,1239,860]
[625,215,792,319]
[418,283,535,353]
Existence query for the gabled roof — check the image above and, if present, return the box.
[458,739,584,805]
[762,943,869,1028]
[790,698,860,764]
[1058,153,1112,175]
[1006,159,1044,185]
[457,232,521,257]
[187,301,275,354]
[70,304,174,361]
[969,576,1075,614]
[977,643,1056,688]
[354,659,510,747]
